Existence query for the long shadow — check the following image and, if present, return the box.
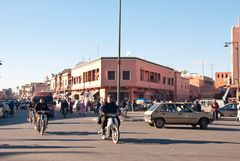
[121,131,148,135]
[47,131,97,136]
[219,118,237,121]
[120,138,240,145]
[0,151,97,157]
[164,126,240,132]
[0,138,99,142]
[213,123,240,127]
[0,127,31,130]
[0,144,95,149]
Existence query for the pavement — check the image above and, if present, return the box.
[1,109,240,161]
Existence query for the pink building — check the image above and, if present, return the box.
[174,71,190,101]
[20,82,49,99]
[52,57,190,102]
[215,72,232,88]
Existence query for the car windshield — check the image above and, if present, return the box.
[148,104,159,111]
[32,96,53,104]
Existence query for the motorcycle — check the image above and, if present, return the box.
[36,110,48,135]
[99,113,120,144]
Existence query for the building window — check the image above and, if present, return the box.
[122,71,130,80]
[171,78,174,86]
[157,74,161,82]
[163,77,166,84]
[140,69,144,81]
[217,74,220,78]
[108,71,115,80]
[168,78,171,85]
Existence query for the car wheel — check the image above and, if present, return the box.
[199,118,208,129]
[154,118,165,128]
[148,123,154,127]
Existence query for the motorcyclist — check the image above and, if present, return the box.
[99,94,120,134]
[27,101,35,122]
[34,98,49,131]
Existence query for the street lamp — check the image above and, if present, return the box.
[117,0,121,105]
[224,41,239,101]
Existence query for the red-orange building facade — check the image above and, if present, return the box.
[50,57,191,102]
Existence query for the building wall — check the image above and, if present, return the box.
[175,72,190,101]
[231,17,240,86]
[51,57,193,102]
[71,59,101,91]
[215,72,232,88]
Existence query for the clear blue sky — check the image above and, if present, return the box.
[0,0,239,90]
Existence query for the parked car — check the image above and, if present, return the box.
[218,103,238,119]
[144,102,214,129]
[0,102,11,118]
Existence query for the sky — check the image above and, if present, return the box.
[0,0,240,91]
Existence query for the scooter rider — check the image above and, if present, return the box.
[27,101,35,122]
[100,94,120,133]
[34,98,49,130]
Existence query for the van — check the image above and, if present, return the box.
[199,98,225,112]
[32,92,55,117]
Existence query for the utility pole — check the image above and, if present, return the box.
[117,0,121,105]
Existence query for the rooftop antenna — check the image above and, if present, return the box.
[88,54,91,61]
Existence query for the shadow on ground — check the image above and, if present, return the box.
[164,126,240,132]
[47,131,97,136]
[0,151,97,158]
[120,138,240,145]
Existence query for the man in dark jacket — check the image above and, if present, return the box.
[100,95,120,133]
[34,98,49,130]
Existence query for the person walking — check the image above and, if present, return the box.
[79,99,86,116]
[192,100,201,112]
[237,103,240,122]
[211,98,219,120]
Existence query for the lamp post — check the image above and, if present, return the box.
[117,0,121,105]
[224,41,239,101]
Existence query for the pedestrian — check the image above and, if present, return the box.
[192,100,201,112]
[8,100,15,117]
[237,103,240,122]
[132,100,136,112]
[79,99,86,116]
[15,100,19,111]
[211,98,219,120]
